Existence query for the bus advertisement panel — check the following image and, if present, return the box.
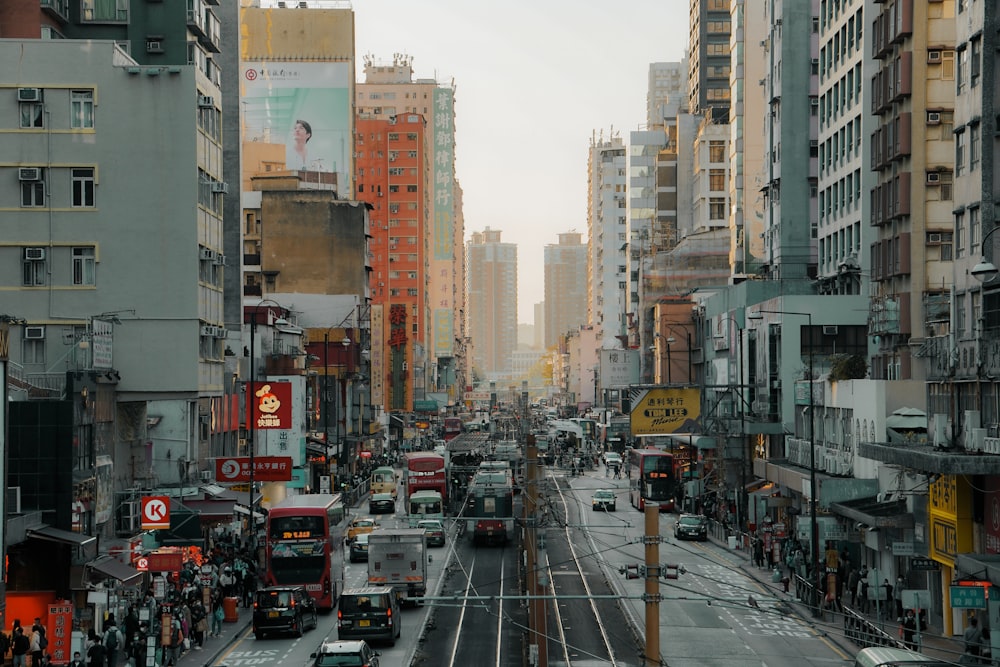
[627,449,678,512]
[264,494,346,610]
[404,452,447,502]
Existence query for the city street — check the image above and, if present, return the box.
[558,467,854,667]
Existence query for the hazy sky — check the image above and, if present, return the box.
[353,1,689,324]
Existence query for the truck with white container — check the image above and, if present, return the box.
[366,528,428,606]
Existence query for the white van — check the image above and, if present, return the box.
[853,647,951,667]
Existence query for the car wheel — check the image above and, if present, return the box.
[254,631,265,640]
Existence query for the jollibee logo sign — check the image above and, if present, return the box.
[247,382,292,429]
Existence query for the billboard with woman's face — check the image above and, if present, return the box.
[240,61,352,191]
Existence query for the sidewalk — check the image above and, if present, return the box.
[175,605,252,667]
[707,532,968,663]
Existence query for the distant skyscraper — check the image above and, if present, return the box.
[587,131,628,338]
[466,228,517,379]
[688,0,733,121]
[544,232,588,349]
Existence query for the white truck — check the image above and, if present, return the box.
[367,528,428,606]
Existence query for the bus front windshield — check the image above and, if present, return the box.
[410,499,442,515]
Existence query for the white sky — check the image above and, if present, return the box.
[353,1,689,324]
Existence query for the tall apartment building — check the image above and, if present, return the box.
[868,0,954,381]
[466,229,517,379]
[587,132,628,337]
[760,0,818,280]
[356,112,426,411]
[688,0,733,122]
[356,55,462,405]
[728,0,767,276]
[816,0,875,299]
[1,26,225,610]
[927,0,978,416]
[544,232,588,350]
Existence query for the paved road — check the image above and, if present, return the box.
[561,468,854,666]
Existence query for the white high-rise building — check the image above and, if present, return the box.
[587,132,628,340]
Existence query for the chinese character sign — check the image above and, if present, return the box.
[247,382,292,430]
[215,456,293,483]
[48,601,73,664]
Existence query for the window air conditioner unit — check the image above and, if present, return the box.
[147,41,163,53]
[211,182,229,194]
[926,172,941,184]
[18,167,41,181]
[823,325,839,335]
[213,328,227,339]
[213,254,226,266]
[927,111,941,125]
[24,326,45,340]
[928,232,943,243]
[810,98,819,106]
[17,88,42,102]
[200,470,213,482]
[201,325,219,337]
[927,50,942,63]
[197,95,214,108]
[811,58,819,66]
[199,248,216,260]
[25,247,45,260]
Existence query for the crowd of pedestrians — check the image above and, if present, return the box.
[0,541,259,667]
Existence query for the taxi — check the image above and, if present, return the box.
[346,516,380,544]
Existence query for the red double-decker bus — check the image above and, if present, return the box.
[443,417,463,441]
[627,448,678,512]
[404,451,447,503]
[264,494,346,611]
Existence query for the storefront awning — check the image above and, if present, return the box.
[182,498,237,521]
[88,556,144,587]
[955,553,1000,584]
[828,496,914,529]
[28,526,97,549]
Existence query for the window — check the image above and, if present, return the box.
[20,102,43,128]
[970,207,981,255]
[73,247,96,285]
[955,211,965,258]
[709,169,725,191]
[22,337,44,365]
[23,249,46,286]
[955,130,966,176]
[971,37,981,87]
[709,197,726,220]
[72,168,96,207]
[21,174,45,208]
[82,0,128,21]
[940,232,954,261]
[709,141,725,163]
[970,124,980,171]
[957,46,967,94]
[70,90,94,129]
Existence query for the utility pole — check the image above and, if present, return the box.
[643,502,662,667]
[525,436,547,666]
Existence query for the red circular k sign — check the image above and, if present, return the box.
[141,496,171,529]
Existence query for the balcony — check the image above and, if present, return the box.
[787,438,853,476]
[244,253,261,266]
[41,0,70,22]
[243,284,262,297]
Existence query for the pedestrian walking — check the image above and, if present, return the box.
[211,601,224,638]
[102,620,123,667]
[858,570,870,614]
[753,538,765,569]
[28,623,43,667]
[11,627,29,667]
[894,575,905,620]
[86,634,107,667]
[901,609,917,649]
[964,617,984,660]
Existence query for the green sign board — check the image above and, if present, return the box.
[951,585,987,609]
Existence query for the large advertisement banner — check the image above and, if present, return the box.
[247,381,293,430]
[431,87,455,358]
[240,61,351,189]
[629,387,702,436]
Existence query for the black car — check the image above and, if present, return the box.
[349,532,370,563]
[253,586,319,639]
[673,514,708,541]
[368,493,396,515]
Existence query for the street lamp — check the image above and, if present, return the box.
[971,225,1000,282]
[748,308,820,615]
[654,324,693,384]
[324,332,351,486]
[714,314,746,531]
